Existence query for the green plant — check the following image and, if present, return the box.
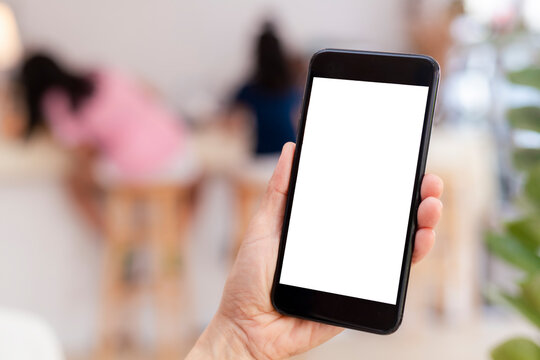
[486,66,540,360]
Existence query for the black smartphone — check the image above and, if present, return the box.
[271,49,439,334]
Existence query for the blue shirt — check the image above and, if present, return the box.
[235,84,301,154]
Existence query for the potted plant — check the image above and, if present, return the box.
[487,65,540,360]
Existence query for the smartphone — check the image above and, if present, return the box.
[271,49,439,334]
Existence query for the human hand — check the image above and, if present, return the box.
[187,142,443,359]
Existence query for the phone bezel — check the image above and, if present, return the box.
[271,49,440,334]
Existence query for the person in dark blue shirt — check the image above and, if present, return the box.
[232,22,302,155]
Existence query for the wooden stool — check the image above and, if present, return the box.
[97,184,193,360]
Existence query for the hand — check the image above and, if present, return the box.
[187,142,443,359]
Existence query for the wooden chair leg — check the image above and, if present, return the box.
[150,188,184,360]
[176,188,196,345]
[96,190,133,360]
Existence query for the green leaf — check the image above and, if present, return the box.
[507,107,540,133]
[521,274,540,314]
[486,232,540,273]
[492,337,540,360]
[508,68,540,91]
[502,293,540,329]
[506,217,540,252]
[514,149,540,171]
[525,167,540,210]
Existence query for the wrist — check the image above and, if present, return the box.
[186,314,254,360]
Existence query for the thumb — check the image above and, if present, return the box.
[257,142,296,232]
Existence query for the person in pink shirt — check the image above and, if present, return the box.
[19,53,197,230]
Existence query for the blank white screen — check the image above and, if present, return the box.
[279,77,429,305]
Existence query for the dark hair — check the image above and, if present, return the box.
[19,53,94,137]
[252,22,292,92]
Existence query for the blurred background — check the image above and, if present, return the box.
[0,0,539,359]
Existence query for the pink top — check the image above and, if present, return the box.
[43,70,183,177]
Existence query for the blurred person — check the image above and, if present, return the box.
[229,22,302,155]
[18,52,197,231]
[227,22,304,257]
[187,142,444,359]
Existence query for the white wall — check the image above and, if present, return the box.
[6,0,410,116]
